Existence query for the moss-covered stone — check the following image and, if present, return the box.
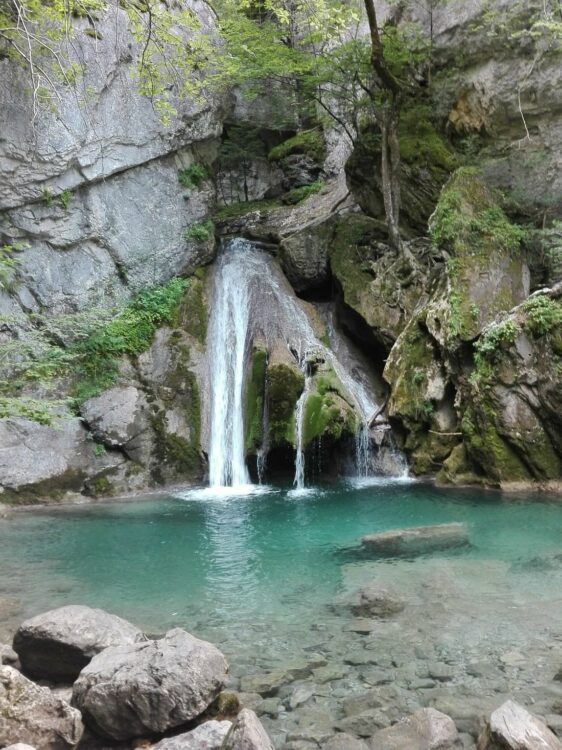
[427,168,528,345]
[301,391,357,446]
[268,129,326,164]
[267,364,304,447]
[245,348,268,453]
[177,268,209,344]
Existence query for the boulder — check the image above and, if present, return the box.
[4,745,37,750]
[477,700,562,750]
[0,643,18,666]
[151,720,232,750]
[0,417,123,501]
[13,605,143,682]
[361,523,469,557]
[371,708,461,749]
[221,708,275,750]
[0,666,84,750]
[332,582,404,618]
[72,628,228,740]
[80,386,150,454]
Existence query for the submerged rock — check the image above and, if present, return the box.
[13,605,143,682]
[151,720,232,750]
[323,734,370,750]
[332,582,405,618]
[221,708,276,750]
[0,666,84,750]
[371,707,461,749]
[477,700,562,750]
[361,523,469,557]
[72,628,228,740]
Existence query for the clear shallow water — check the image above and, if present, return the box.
[1,482,561,746]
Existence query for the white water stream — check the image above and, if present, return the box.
[207,239,394,489]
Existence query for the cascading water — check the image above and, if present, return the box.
[206,238,404,490]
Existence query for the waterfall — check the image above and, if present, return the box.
[208,246,253,488]
[206,238,402,489]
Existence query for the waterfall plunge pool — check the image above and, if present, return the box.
[1,481,562,746]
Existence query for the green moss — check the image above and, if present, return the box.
[178,272,208,344]
[301,392,355,446]
[245,349,267,452]
[281,180,324,205]
[183,220,214,242]
[178,163,207,191]
[0,397,69,425]
[214,198,282,221]
[268,129,326,164]
[399,106,457,172]
[84,475,112,498]
[267,364,304,446]
[462,406,529,483]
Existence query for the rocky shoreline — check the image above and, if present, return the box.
[1,604,561,750]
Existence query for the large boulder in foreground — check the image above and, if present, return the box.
[477,700,562,750]
[221,708,275,750]
[0,666,83,750]
[372,708,461,749]
[361,523,469,557]
[13,605,143,682]
[151,720,232,750]
[72,628,228,740]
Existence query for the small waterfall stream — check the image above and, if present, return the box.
[206,239,401,489]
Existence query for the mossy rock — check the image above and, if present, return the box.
[177,268,209,344]
[427,168,528,344]
[245,348,267,453]
[301,390,357,447]
[268,129,326,164]
[267,364,305,447]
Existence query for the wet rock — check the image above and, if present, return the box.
[13,605,143,682]
[72,628,228,740]
[150,720,232,750]
[289,685,315,710]
[477,700,562,750]
[0,666,84,750]
[335,708,391,736]
[239,671,291,697]
[332,582,405,618]
[221,708,276,750]
[341,690,384,717]
[371,708,461,749]
[361,523,469,557]
[324,735,370,750]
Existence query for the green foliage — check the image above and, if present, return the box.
[281,181,324,205]
[41,188,54,207]
[0,243,26,291]
[268,129,326,164]
[59,189,72,210]
[523,296,562,337]
[0,396,68,425]
[178,163,208,191]
[473,318,520,378]
[215,198,280,220]
[183,220,214,242]
[220,126,267,165]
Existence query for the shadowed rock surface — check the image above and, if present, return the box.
[13,605,143,682]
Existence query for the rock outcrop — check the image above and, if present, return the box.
[371,708,461,749]
[221,708,276,750]
[0,666,84,750]
[13,605,143,682]
[72,628,228,740]
[151,720,232,750]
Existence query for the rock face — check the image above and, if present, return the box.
[0,417,123,502]
[221,708,276,750]
[72,628,228,740]
[361,524,469,557]
[372,708,461,749]
[13,605,143,682]
[0,666,84,750]
[151,720,232,750]
[477,700,562,750]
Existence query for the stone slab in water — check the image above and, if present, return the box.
[477,700,562,750]
[0,666,83,750]
[13,605,143,682]
[361,523,469,556]
[72,628,228,740]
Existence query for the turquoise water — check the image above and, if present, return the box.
[2,479,562,745]
[1,479,561,641]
